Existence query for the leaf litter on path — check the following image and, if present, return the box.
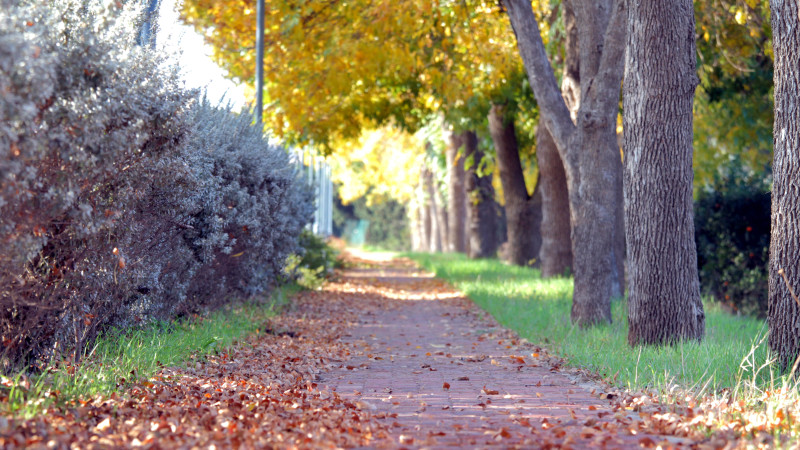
[2,250,795,448]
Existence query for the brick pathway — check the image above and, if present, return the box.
[320,252,668,448]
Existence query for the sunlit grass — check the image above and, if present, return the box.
[406,252,771,394]
[2,284,299,418]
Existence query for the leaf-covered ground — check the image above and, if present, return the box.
[1,250,796,448]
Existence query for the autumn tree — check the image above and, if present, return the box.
[694,0,773,190]
[767,0,800,370]
[505,0,626,325]
[623,0,705,345]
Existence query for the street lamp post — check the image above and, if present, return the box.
[255,0,265,127]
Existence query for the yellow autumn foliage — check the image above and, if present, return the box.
[330,125,425,206]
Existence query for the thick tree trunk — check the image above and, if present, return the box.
[624,0,704,346]
[535,121,572,276]
[768,0,800,370]
[463,131,499,258]
[446,130,468,253]
[488,104,541,266]
[506,0,626,326]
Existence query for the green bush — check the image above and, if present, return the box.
[298,230,339,275]
[281,230,339,290]
[694,165,770,317]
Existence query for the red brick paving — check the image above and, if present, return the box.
[320,252,671,448]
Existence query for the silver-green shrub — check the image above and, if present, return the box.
[0,0,312,370]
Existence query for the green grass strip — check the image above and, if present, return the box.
[406,252,774,394]
[3,284,299,418]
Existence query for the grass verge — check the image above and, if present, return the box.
[406,252,775,394]
[1,283,299,418]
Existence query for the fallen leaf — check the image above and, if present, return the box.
[482,385,500,395]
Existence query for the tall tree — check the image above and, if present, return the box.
[505,0,626,325]
[623,0,705,345]
[767,0,800,370]
[464,131,500,258]
[446,130,468,253]
[423,166,444,252]
[535,121,571,275]
[488,104,541,266]
[537,0,575,277]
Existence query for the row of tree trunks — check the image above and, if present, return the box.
[507,0,626,326]
[507,0,711,345]
[463,130,500,258]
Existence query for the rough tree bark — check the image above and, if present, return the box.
[536,121,572,275]
[768,0,800,370]
[463,130,500,258]
[624,0,705,346]
[506,0,626,325]
[488,104,542,266]
[446,130,468,253]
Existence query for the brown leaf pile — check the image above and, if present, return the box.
[600,386,800,448]
[0,287,390,448]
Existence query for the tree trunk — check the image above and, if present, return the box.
[624,0,704,346]
[488,104,541,266]
[409,200,423,252]
[463,130,499,258]
[418,174,432,252]
[535,120,572,276]
[768,0,800,370]
[422,166,442,252]
[446,130,468,253]
[433,175,449,252]
[506,0,626,326]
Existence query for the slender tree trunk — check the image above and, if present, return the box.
[535,0,575,277]
[421,167,442,252]
[536,121,572,275]
[768,0,800,370]
[419,175,431,252]
[463,131,499,258]
[433,177,449,251]
[624,0,704,346]
[409,201,422,252]
[489,104,541,266]
[446,130,468,253]
[506,0,626,326]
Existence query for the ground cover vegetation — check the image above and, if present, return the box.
[0,1,313,375]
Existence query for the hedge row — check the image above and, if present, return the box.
[0,0,313,370]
